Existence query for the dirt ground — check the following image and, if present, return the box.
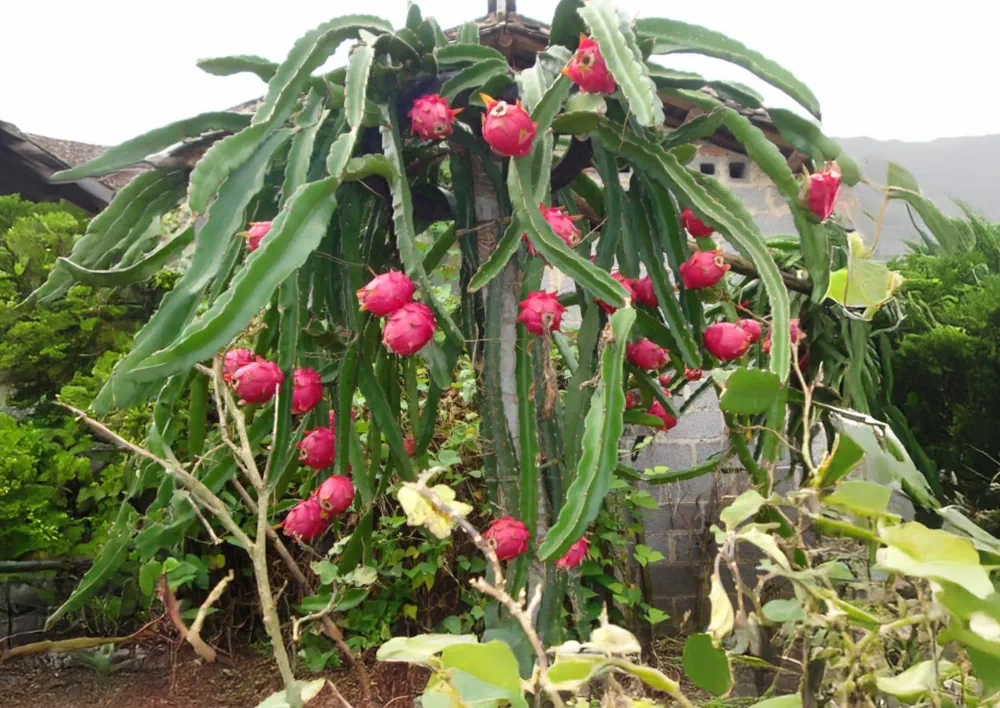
[0,640,428,708]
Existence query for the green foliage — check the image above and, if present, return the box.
[887,220,1000,525]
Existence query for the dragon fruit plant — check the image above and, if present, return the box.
[38,0,946,705]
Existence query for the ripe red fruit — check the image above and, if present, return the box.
[595,272,636,314]
[282,497,327,542]
[632,276,658,307]
[408,93,461,142]
[230,359,284,404]
[480,94,537,158]
[681,208,714,238]
[737,319,763,345]
[297,427,336,470]
[659,372,673,387]
[314,474,354,516]
[483,516,531,561]
[805,163,841,221]
[704,322,752,361]
[383,302,437,356]
[626,339,670,371]
[762,318,805,354]
[648,400,678,431]
[245,221,272,252]
[403,436,416,457]
[517,291,566,336]
[223,348,255,381]
[555,535,591,569]
[625,390,641,410]
[356,270,416,317]
[685,367,703,382]
[679,250,730,290]
[524,203,583,256]
[291,367,323,415]
[562,35,616,94]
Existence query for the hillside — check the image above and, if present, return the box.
[834,134,1000,258]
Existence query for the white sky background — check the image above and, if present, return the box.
[2,0,995,146]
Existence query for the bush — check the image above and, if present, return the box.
[889,219,1000,525]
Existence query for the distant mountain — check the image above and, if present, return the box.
[833,134,1000,258]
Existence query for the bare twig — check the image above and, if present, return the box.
[326,680,356,708]
[185,570,235,662]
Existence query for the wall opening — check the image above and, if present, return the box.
[728,161,748,180]
[699,162,716,176]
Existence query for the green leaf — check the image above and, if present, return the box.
[345,45,375,130]
[132,169,333,381]
[376,634,479,666]
[441,641,528,708]
[592,120,791,381]
[357,358,414,482]
[823,480,897,519]
[253,679,326,708]
[636,17,820,118]
[510,160,628,309]
[878,522,992,599]
[458,21,480,44]
[468,216,520,292]
[646,64,706,90]
[815,432,864,487]
[682,633,733,695]
[380,103,464,348]
[720,489,767,530]
[188,122,277,213]
[710,80,763,109]
[252,15,392,128]
[938,506,1000,558]
[762,599,805,623]
[138,560,162,598]
[539,307,635,560]
[440,58,511,101]
[829,409,936,508]
[825,260,903,320]
[51,113,251,182]
[550,0,587,50]
[875,660,957,703]
[197,55,277,82]
[642,452,725,484]
[719,367,781,415]
[749,696,802,708]
[767,108,861,185]
[46,504,138,629]
[579,0,663,128]
[92,131,291,412]
[435,44,506,65]
[737,527,790,570]
[547,656,604,689]
[56,225,194,288]
[516,46,573,112]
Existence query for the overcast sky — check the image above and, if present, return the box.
[3,1,995,145]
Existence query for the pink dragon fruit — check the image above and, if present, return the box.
[297,426,336,470]
[762,318,806,354]
[659,372,673,387]
[291,367,323,415]
[223,348,255,381]
[632,276,658,307]
[408,93,461,142]
[483,516,531,561]
[562,35,616,94]
[230,359,284,404]
[804,163,841,221]
[626,339,670,371]
[685,367,703,382]
[480,94,537,158]
[595,272,636,314]
[383,302,437,356]
[737,319,763,345]
[555,535,591,569]
[244,221,272,252]
[704,322,752,361]
[524,203,583,256]
[679,250,730,290]
[314,474,354,516]
[517,291,566,336]
[403,436,416,457]
[625,390,641,410]
[681,208,714,238]
[648,400,678,431]
[357,271,416,317]
[282,497,327,542]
